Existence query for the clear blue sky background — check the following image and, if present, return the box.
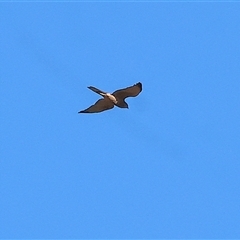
[1,2,240,238]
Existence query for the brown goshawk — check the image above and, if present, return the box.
[78,82,142,113]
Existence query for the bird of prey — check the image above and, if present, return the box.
[78,82,142,113]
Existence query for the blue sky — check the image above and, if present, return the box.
[1,2,240,238]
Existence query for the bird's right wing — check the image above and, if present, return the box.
[112,82,142,100]
[78,98,114,113]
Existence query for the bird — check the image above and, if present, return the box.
[78,82,142,113]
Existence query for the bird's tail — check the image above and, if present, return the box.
[88,86,106,96]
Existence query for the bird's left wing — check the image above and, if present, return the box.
[78,98,114,113]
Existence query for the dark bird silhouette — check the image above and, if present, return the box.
[79,82,142,113]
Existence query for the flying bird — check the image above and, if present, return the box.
[78,82,142,113]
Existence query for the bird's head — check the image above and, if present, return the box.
[117,101,128,109]
[124,103,129,109]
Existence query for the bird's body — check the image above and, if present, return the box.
[104,93,118,104]
[78,82,142,113]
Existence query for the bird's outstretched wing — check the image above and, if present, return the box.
[112,82,142,100]
[78,98,114,113]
